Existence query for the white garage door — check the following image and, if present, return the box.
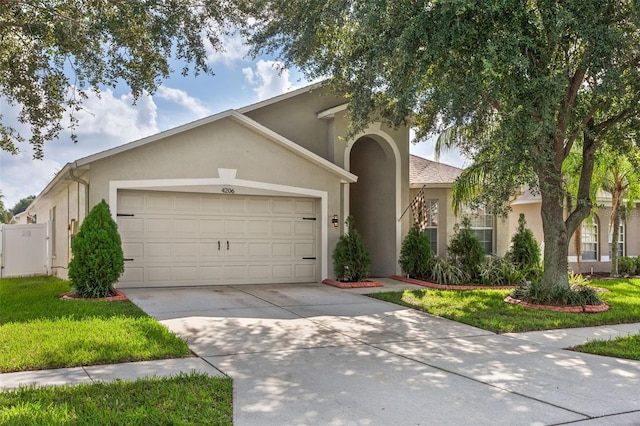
[116,190,318,287]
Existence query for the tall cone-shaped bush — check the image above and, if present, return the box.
[69,200,124,298]
[333,216,371,282]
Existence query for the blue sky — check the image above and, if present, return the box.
[0,32,465,209]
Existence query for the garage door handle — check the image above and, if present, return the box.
[124,258,134,261]
[303,257,316,260]
[218,241,220,251]
[227,241,229,250]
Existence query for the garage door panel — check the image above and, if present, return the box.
[147,242,172,258]
[249,243,270,257]
[272,243,292,257]
[272,199,295,214]
[174,243,199,257]
[294,221,315,236]
[174,219,199,233]
[295,200,314,214]
[147,218,172,233]
[294,243,314,257]
[117,191,318,287]
[200,219,224,234]
[174,266,198,281]
[122,242,144,258]
[119,217,145,234]
[147,267,172,282]
[295,264,316,280]
[146,193,173,210]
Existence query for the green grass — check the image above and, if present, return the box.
[0,372,233,425]
[370,278,640,334]
[571,334,640,360]
[0,276,191,373]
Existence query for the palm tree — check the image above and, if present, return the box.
[598,151,640,276]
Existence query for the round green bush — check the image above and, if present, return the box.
[69,200,125,298]
[508,213,541,279]
[447,216,485,281]
[333,216,371,282]
[399,224,433,279]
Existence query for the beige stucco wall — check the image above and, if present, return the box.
[243,86,345,159]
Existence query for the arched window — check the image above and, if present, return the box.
[581,215,599,261]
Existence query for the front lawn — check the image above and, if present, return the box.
[370,278,640,334]
[0,372,233,425]
[0,276,191,373]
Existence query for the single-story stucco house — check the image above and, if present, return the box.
[17,83,411,287]
[11,83,639,284]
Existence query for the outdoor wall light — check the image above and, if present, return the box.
[332,214,339,227]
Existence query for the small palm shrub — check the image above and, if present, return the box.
[333,216,371,282]
[507,213,541,279]
[69,200,125,298]
[429,256,469,285]
[448,216,485,280]
[479,256,526,286]
[513,280,602,307]
[399,224,433,279]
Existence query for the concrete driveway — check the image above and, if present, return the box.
[122,279,640,425]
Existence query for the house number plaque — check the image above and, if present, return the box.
[221,187,235,194]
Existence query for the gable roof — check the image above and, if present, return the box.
[73,109,356,183]
[409,154,463,187]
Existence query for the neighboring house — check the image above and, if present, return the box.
[411,160,640,273]
[21,83,412,287]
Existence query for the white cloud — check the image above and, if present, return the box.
[243,60,295,100]
[1,90,159,208]
[156,86,210,118]
[205,32,251,67]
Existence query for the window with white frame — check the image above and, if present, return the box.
[580,215,599,261]
[608,221,625,258]
[464,205,494,254]
[423,199,438,254]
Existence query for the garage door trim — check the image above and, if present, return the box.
[109,172,329,281]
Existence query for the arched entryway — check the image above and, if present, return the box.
[348,135,398,277]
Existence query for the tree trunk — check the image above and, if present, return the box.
[539,182,571,290]
[610,207,621,277]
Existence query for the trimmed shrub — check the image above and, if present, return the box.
[447,216,485,280]
[333,216,371,282]
[618,257,636,276]
[69,200,125,298]
[508,213,541,279]
[399,224,433,279]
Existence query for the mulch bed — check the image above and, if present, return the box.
[391,275,610,313]
[390,275,516,290]
[322,279,383,289]
[59,288,128,301]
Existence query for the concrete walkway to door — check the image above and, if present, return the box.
[117,278,640,425]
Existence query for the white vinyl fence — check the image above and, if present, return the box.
[0,223,48,278]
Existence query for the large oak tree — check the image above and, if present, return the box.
[0,0,243,158]
[247,0,640,291]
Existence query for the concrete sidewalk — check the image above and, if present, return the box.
[2,278,640,425]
